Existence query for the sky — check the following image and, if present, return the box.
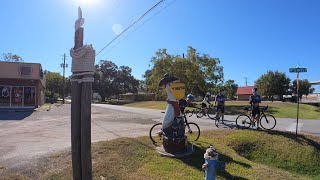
[0,0,319,91]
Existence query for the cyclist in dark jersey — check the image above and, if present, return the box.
[249,88,261,129]
[178,94,195,114]
[214,89,225,121]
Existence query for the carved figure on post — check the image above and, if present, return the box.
[158,74,188,154]
[70,6,95,180]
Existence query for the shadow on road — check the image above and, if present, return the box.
[215,119,238,129]
[0,111,33,120]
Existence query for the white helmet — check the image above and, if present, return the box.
[206,92,211,96]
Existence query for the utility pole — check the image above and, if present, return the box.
[245,77,248,86]
[60,54,68,104]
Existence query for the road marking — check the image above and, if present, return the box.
[286,123,304,132]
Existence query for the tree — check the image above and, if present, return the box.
[1,53,23,62]
[223,80,238,100]
[143,46,223,99]
[255,71,291,100]
[44,71,64,98]
[291,79,313,99]
[93,60,139,101]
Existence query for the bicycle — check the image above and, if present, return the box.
[236,105,276,130]
[184,107,201,117]
[194,104,216,120]
[149,113,201,145]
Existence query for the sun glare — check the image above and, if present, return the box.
[72,0,100,6]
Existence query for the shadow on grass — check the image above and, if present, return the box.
[264,130,320,151]
[177,145,250,180]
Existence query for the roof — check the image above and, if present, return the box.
[310,80,320,85]
[0,61,42,66]
[236,86,256,95]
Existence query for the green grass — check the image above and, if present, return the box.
[3,130,320,179]
[95,100,134,105]
[228,130,320,176]
[124,101,320,119]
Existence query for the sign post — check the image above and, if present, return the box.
[289,67,307,138]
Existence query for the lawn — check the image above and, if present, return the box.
[125,101,320,120]
[3,130,320,179]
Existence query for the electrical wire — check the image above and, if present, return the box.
[100,0,178,59]
[96,0,166,57]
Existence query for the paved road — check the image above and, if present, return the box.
[0,103,319,170]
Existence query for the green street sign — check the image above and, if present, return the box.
[289,68,307,73]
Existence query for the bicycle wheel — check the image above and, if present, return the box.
[149,123,163,144]
[260,114,276,130]
[236,115,251,129]
[207,106,217,120]
[185,122,200,141]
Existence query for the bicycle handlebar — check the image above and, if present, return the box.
[243,105,268,112]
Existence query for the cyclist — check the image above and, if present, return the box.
[214,89,225,121]
[249,87,261,129]
[178,94,195,114]
[201,92,212,115]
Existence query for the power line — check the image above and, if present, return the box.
[100,0,178,59]
[96,0,166,57]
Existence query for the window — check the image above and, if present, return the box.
[20,66,32,76]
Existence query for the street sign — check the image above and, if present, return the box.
[288,67,307,139]
[289,68,307,73]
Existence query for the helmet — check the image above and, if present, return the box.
[206,92,211,96]
[252,88,258,92]
[187,94,195,101]
[218,89,223,92]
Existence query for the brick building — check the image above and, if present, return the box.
[236,86,256,101]
[0,61,46,108]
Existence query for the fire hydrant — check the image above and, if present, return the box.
[202,146,225,180]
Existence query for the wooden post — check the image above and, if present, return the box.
[80,78,92,179]
[296,72,299,139]
[71,7,93,179]
[71,81,82,179]
[71,27,84,179]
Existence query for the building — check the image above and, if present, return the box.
[236,86,255,101]
[0,61,45,108]
[310,80,320,94]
